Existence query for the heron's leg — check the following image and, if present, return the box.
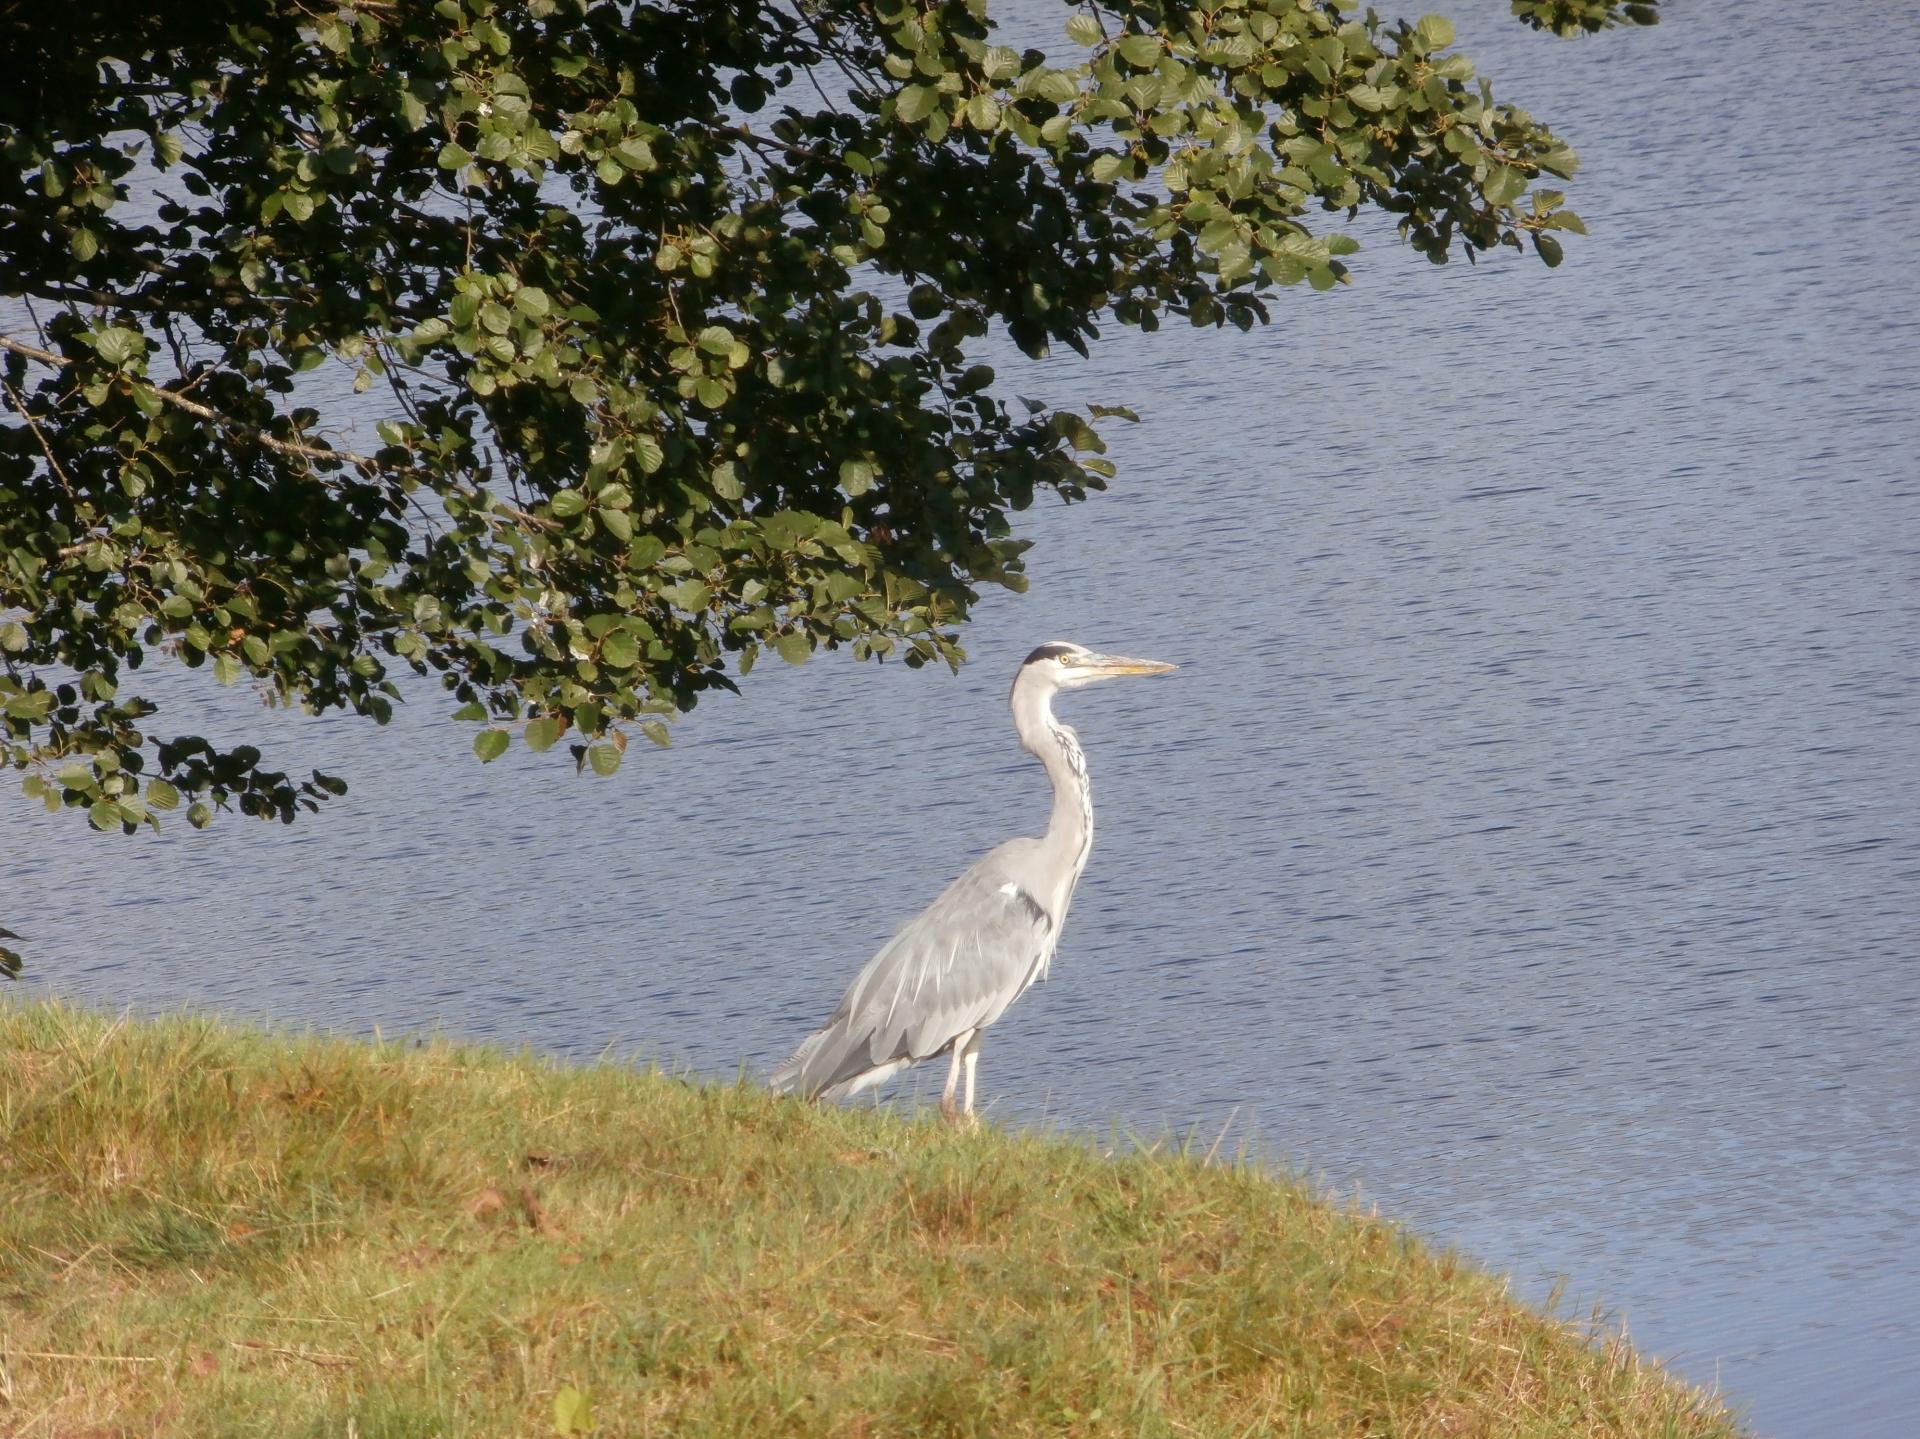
[939,1031,973,1123]
[944,1030,980,1129]
[962,1041,980,1117]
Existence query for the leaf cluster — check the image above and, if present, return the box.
[0,0,1655,846]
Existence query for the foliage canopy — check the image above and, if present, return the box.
[0,0,1656,965]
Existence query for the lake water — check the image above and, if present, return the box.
[5,4,1918,1435]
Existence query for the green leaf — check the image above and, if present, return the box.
[600,630,637,669]
[94,327,144,367]
[774,631,812,665]
[613,137,654,171]
[524,716,564,752]
[1533,232,1565,266]
[838,459,876,497]
[145,778,180,810]
[587,742,621,776]
[1065,13,1102,46]
[1416,14,1455,49]
[896,85,938,124]
[6,690,53,722]
[661,578,709,612]
[980,46,1020,81]
[550,489,588,518]
[1484,166,1527,206]
[553,1384,594,1436]
[474,729,510,762]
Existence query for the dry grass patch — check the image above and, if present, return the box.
[0,998,1745,1438]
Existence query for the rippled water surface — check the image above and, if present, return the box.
[6,6,1919,1435]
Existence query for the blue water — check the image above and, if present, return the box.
[6,5,1919,1434]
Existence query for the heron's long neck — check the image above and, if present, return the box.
[1012,679,1094,891]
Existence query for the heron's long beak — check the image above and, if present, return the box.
[1078,652,1177,676]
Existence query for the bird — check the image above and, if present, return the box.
[769,640,1176,1124]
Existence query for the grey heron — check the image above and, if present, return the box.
[770,641,1176,1123]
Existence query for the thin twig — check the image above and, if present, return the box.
[0,333,382,472]
[0,374,78,495]
[0,1348,159,1364]
[690,118,848,171]
[6,332,551,546]
[228,1339,353,1368]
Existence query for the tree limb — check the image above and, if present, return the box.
[0,333,383,472]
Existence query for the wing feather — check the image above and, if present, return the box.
[769,845,1053,1100]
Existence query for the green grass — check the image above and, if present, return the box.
[0,998,1743,1438]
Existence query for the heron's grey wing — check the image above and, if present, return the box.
[770,847,1052,1099]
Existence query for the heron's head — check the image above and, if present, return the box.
[1017,641,1177,693]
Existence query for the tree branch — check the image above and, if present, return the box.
[0,372,78,496]
[0,333,383,472]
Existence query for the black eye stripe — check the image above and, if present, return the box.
[1023,643,1082,666]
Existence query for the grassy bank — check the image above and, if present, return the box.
[0,999,1740,1438]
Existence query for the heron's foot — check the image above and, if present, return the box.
[939,1101,978,1131]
